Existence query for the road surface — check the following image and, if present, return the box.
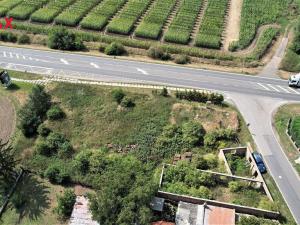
[0,45,300,223]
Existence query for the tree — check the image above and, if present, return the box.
[47,105,64,120]
[104,42,126,56]
[0,140,18,189]
[112,88,125,104]
[48,27,85,51]
[182,121,205,146]
[54,189,76,219]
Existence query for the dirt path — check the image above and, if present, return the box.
[0,97,15,142]
[223,0,243,50]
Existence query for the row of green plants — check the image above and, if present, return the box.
[31,0,75,23]
[289,116,300,147]
[195,0,228,49]
[245,27,279,61]
[135,0,177,39]
[236,0,287,50]
[164,0,203,44]
[80,0,127,30]
[7,0,49,20]
[54,0,100,26]
[107,0,152,35]
[0,0,22,17]
[175,90,224,105]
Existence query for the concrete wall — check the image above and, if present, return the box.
[157,191,280,220]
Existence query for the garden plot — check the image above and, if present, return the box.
[161,163,276,210]
[164,0,203,45]
[80,0,127,31]
[54,0,101,27]
[106,0,152,35]
[135,0,177,40]
[195,0,229,49]
[238,0,287,49]
[0,0,22,17]
[7,0,49,20]
[31,0,75,23]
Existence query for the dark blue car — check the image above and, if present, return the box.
[252,152,267,173]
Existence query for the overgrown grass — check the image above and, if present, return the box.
[274,104,300,174]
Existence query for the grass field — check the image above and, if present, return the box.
[274,104,300,175]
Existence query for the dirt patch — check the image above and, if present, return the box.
[223,0,243,50]
[0,97,15,142]
[171,103,239,132]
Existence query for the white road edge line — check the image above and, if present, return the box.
[137,68,149,75]
[257,83,270,91]
[3,51,6,57]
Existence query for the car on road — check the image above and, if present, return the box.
[288,74,300,87]
[252,152,267,173]
[0,70,11,87]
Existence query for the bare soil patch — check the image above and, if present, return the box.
[0,97,15,142]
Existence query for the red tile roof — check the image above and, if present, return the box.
[152,221,175,225]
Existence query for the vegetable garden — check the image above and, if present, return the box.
[54,0,101,26]
[106,0,152,35]
[80,0,127,30]
[8,0,49,20]
[195,0,228,49]
[31,0,75,23]
[164,0,203,44]
[135,0,177,39]
[0,0,22,17]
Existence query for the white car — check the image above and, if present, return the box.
[288,74,300,87]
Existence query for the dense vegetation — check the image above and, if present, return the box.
[7,0,48,20]
[289,116,300,147]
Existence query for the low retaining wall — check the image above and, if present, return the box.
[157,191,280,220]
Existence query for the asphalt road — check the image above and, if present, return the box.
[0,45,300,223]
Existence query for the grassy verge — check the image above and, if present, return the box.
[273,104,300,174]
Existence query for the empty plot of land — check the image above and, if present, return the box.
[223,0,243,50]
[0,97,15,142]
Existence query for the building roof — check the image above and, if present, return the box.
[176,201,235,225]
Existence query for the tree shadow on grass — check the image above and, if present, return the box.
[11,174,50,222]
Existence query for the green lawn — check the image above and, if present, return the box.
[274,104,300,174]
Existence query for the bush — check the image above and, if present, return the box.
[174,54,190,64]
[204,133,217,147]
[47,105,64,120]
[35,140,51,156]
[192,155,208,170]
[159,88,169,97]
[48,27,85,51]
[54,189,76,219]
[228,41,239,52]
[18,34,31,44]
[148,46,171,60]
[182,121,205,146]
[112,88,125,104]
[120,97,135,108]
[37,124,51,137]
[258,197,277,211]
[58,141,74,159]
[46,132,66,151]
[44,164,70,184]
[204,153,218,169]
[73,150,93,174]
[0,32,18,43]
[104,42,126,56]
[228,181,244,192]
[175,90,224,105]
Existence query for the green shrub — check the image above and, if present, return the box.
[120,96,135,108]
[192,155,209,170]
[35,140,51,156]
[190,186,212,199]
[18,34,31,44]
[47,105,64,120]
[204,133,217,147]
[228,41,239,52]
[58,142,74,159]
[204,153,218,169]
[174,54,190,64]
[175,90,224,105]
[112,88,125,104]
[159,88,169,97]
[228,181,244,192]
[48,27,85,51]
[37,124,51,137]
[182,121,205,146]
[44,164,70,184]
[258,197,277,211]
[73,150,93,174]
[46,132,66,151]
[104,42,126,56]
[54,189,76,219]
[0,32,18,43]
[147,46,171,60]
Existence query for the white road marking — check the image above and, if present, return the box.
[137,68,148,75]
[22,55,26,60]
[9,52,13,58]
[3,51,6,57]
[267,84,280,92]
[29,57,33,60]
[288,87,300,94]
[90,62,99,69]
[60,59,69,65]
[276,85,290,93]
[257,83,270,91]
[279,176,282,179]
[15,54,19,59]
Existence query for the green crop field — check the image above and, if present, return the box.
[0,0,289,56]
[289,116,300,147]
